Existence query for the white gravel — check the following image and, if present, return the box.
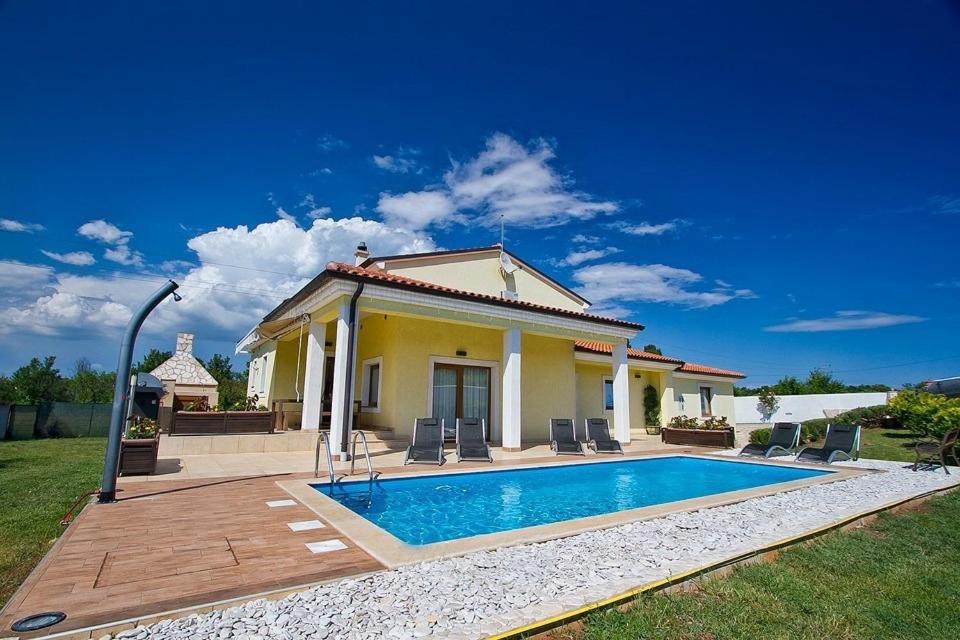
[112,458,959,640]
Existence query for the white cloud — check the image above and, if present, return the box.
[609,219,684,236]
[377,191,458,229]
[571,234,600,244]
[929,194,960,215]
[376,133,617,230]
[765,310,927,333]
[373,147,422,174]
[316,134,347,151]
[299,194,332,219]
[0,217,436,340]
[77,219,132,244]
[275,207,298,223]
[573,262,756,310]
[310,167,334,176]
[0,218,44,233]
[555,246,621,267]
[77,219,144,266]
[103,244,145,267]
[41,250,96,266]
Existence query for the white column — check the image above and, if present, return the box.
[612,343,631,443]
[329,300,352,461]
[501,327,522,450]
[300,319,326,430]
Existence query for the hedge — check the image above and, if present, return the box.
[750,405,891,446]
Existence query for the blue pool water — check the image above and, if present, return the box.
[315,456,830,546]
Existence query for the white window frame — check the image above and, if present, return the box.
[602,375,614,413]
[360,356,383,413]
[257,355,267,395]
[699,384,715,417]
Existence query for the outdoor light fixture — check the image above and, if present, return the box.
[456,349,467,357]
[11,611,66,632]
[172,291,182,302]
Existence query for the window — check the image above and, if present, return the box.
[602,377,614,411]
[257,355,267,395]
[361,357,382,412]
[699,386,714,417]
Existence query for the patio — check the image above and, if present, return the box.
[0,441,698,639]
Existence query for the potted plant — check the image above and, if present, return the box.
[643,385,662,435]
[119,416,160,475]
[661,415,735,447]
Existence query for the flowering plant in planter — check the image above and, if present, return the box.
[126,417,159,439]
[701,416,731,430]
[667,415,701,429]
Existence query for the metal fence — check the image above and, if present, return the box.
[1,402,112,439]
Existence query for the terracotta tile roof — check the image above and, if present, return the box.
[676,362,746,379]
[574,340,745,379]
[574,340,684,364]
[264,262,643,330]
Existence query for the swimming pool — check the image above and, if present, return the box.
[314,456,830,546]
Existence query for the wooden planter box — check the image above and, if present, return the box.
[119,436,159,475]
[171,410,275,435]
[661,427,734,448]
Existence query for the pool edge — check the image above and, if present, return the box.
[277,453,868,569]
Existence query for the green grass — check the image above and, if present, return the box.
[561,490,960,640]
[0,437,105,607]
[808,427,920,463]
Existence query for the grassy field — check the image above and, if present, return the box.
[853,427,919,463]
[0,437,105,607]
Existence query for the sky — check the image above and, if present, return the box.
[1,0,958,386]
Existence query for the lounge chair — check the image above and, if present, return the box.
[585,418,623,454]
[404,418,445,465]
[456,417,493,463]
[550,418,585,455]
[912,428,959,474]
[796,423,860,463]
[738,422,800,458]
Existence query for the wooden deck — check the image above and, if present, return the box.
[0,445,707,639]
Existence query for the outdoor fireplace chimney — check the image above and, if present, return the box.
[354,242,369,266]
[175,332,194,355]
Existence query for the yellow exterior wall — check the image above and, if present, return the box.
[270,336,308,401]
[672,377,737,425]
[354,312,396,430]
[575,361,659,434]
[381,253,586,313]
[520,334,576,441]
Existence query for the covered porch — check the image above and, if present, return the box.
[241,274,641,460]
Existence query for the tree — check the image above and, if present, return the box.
[67,358,116,403]
[756,387,780,422]
[198,353,248,410]
[132,349,172,374]
[201,353,238,384]
[804,368,846,394]
[774,375,805,395]
[7,356,68,404]
[642,344,662,355]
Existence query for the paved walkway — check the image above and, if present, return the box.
[1,444,694,639]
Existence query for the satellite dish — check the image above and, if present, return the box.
[499,251,520,275]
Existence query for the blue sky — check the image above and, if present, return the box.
[1,1,958,386]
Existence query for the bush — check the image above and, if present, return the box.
[702,415,730,429]
[799,419,829,444]
[750,428,771,445]
[889,390,960,439]
[667,415,700,429]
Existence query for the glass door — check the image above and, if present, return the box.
[431,363,491,441]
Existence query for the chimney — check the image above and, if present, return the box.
[354,242,369,266]
[175,332,194,355]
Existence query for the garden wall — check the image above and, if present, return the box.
[734,392,891,423]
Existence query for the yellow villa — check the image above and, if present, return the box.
[236,244,744,459]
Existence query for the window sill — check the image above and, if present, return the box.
[361,406,381,414]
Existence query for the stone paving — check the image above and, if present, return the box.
[107,458,959,640]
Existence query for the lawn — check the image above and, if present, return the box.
[0,437,105,607]
[809,426,920,463]
[556,461,960,640]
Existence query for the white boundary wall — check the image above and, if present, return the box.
[735,392,891,423]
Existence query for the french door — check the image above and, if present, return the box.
[431,364,491,441]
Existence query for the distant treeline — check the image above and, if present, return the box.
[734,368,892,397]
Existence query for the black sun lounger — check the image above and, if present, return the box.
[739,422,800,458]
[550,418,585,455]
[456,417,493,462]
[585,418,623,454]
[404,417,446,465]
[796,423,860,463]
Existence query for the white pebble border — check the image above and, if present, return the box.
[109,458,959,640]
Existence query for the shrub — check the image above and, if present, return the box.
[749,428,771,445]
[643,385,661,426]
[702,415,730,429]
[799,419,829,444]
[889,390,960,439]
[667,415,700,429]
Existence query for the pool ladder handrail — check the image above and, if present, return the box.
[314,431,336,484]
[350,430,381,482]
